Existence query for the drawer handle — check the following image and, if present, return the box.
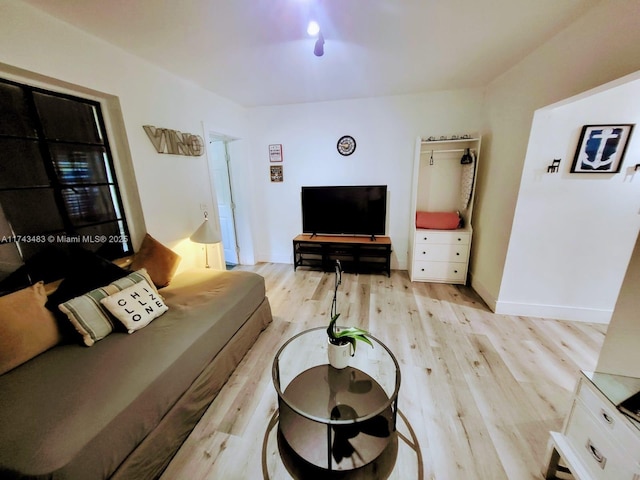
[422,251,426,254]
[423,237,427,241]
[421,268,425,272]
[454,270,458,273]
[457,238,462,241]
[585,439,606,469]
[600,408,614,425]
[456,252,460,256]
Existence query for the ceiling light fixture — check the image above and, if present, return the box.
[314,31,324,56]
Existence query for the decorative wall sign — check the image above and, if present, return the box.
[270,165,283,182]
[143,125,205,156]
[570,124,634,173]
[269,144,283,162]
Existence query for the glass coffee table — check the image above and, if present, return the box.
[272,327,401,471]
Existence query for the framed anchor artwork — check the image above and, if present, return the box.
[570,124,634,173]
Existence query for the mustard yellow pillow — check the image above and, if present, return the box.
[129,234,181,288]
[0,282,62,375]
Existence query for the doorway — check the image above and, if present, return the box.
[208,134,239,267]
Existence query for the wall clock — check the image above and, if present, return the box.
[337,135,356,156]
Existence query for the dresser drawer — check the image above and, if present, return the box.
[565,400,640,480]
[414,243,469,262]
[413,261,467,282]
[414,231,470,246]
[577,379,640,459]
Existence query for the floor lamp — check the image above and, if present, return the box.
[190,211,221,268]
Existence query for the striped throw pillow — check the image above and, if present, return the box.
[58,269,159,346]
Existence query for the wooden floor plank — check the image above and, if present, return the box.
[162,264,605,480]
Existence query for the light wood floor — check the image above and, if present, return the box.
[161,264,606,480]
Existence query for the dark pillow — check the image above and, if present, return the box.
[45,248,128,313]
[0,245,72,296]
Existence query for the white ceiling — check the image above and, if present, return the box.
[22,0,600,107]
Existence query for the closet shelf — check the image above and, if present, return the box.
[421,137,480,145]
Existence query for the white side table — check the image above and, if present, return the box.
[543,371,640,479]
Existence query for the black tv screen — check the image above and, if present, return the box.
[301,185,387,236]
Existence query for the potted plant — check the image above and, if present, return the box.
[327,260,373,369]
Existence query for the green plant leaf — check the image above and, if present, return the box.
[332,327,373,354]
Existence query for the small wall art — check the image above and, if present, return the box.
[270,165,283,182]
[269,144,283,162]
[570,124,634,173]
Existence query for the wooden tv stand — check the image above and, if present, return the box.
[293,234,392,277]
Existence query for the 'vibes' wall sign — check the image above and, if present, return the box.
[143,125,204,156]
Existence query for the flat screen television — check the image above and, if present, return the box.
[301,185,387,237]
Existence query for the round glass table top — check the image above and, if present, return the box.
[272,326,401,425]
[272,327,401,470]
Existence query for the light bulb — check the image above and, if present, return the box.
[307,20,320,36]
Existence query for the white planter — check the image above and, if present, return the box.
[327,340,352,369]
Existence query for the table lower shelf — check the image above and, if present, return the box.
[278,365,395,471]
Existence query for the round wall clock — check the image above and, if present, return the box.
[337,135,356,156]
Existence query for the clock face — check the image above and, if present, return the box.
[337,135,356,156]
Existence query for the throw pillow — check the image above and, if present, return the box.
[415,211,462,230]
[58,269,159,346]
[0,282,62,375]
[0,245,71,296]
[129,233,181,288]
[100,279,168,333]
[46,247,129,313]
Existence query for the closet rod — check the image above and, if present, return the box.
[430,148,470,154]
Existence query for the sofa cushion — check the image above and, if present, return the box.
[0,282,62,375]
[101,279,169,333]
[58,269,158,346]
[46,248,129,314]
[129,233,181,288]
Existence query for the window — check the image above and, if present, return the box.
[0,78,132,291]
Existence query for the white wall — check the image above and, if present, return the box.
[499,73,640,322]
[472,0,640,312]
[596,232,640,377]
[246,90,484,269]
[0,0,249,271]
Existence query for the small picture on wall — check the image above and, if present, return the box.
[269,144,283,162]
[570,124,634,173]
[270,165,283,182]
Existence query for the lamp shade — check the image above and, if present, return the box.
[190,212,221,245]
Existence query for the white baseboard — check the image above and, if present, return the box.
[470,274,610,324]
[494,300,612,324]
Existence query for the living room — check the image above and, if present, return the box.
[3,1,640,326]
[2,0,640,478]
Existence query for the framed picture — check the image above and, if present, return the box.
[570,124,634,173]
[269,144,283,162]
[270,165,283,182]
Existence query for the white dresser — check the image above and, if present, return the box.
[544,371,640,479]
[410,229,470,284]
